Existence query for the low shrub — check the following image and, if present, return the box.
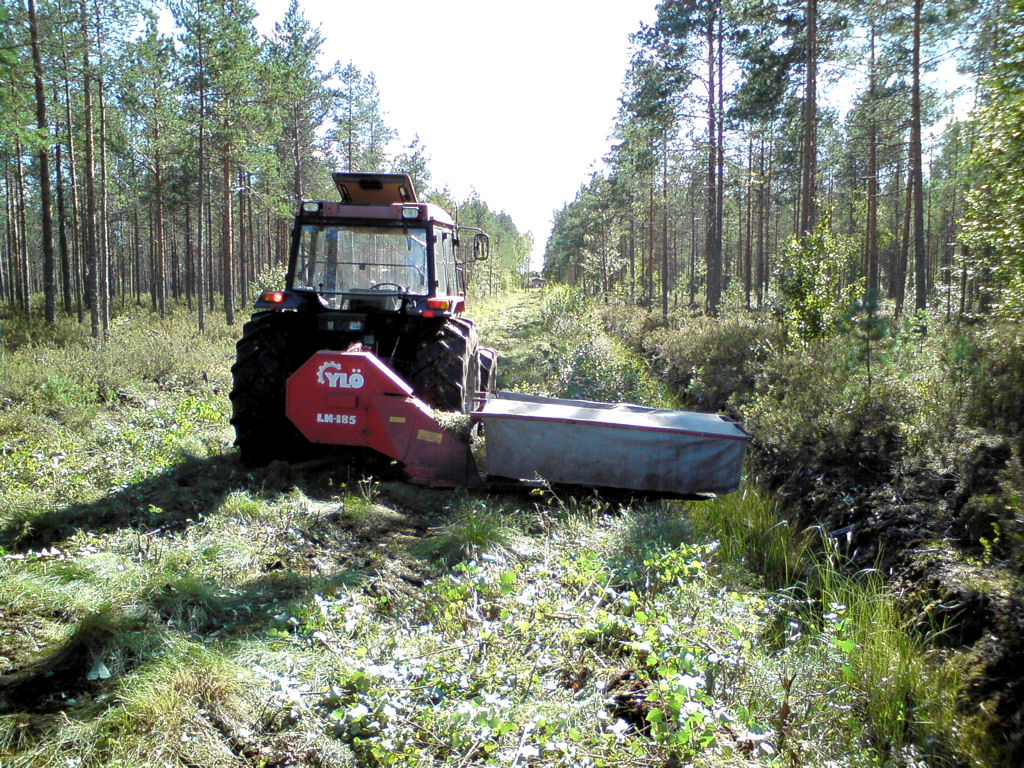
[600,306,784,413]
[741,333,909,475]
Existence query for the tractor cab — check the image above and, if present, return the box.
[261,173,487,318]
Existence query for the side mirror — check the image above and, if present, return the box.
[473,232,490,262]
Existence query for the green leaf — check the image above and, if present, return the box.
[836,638,856,654]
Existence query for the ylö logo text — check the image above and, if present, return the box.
[317,361,364,389]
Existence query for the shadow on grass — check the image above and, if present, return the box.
[0,449,399,552]
[0,449,427,721]
[0,454,245,551]
[0,566,365,715]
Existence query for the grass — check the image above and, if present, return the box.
[0,292,1003,767]
[414,499,521,565]
[689,486,810,590]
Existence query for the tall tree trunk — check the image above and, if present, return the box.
[28,0,57,323]
[238,168,249,305]
[895,158,913,320]
[133,203,142,306]
[647,176,655,307]
[15,143,31,314]
[716,14,725,293]
[661,137,669,317]
[80,8,98,339]
[866,23,880,306]
[744,139,753,309]
[197,40,207,332]
[629,212,635,304]
[756,139,766,308]
[60,26,84,323]
[689,181,696,306]
[185,203,194,312]
[155,143,166,319]
[705,13,721,314]
[799,0,818,238]
[56,134,73,315]
[3,159,16,306]
[222,144,235,325]
[911,0,927,316]
[1,168,11,306]
[149,198,157,310]
[97,53,110,337]
[171,216,181,301]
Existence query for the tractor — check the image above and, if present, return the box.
[230,172,494,468]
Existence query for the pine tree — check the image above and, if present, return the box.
[265,0,335,204]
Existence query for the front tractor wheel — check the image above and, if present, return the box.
[229,312,307,466]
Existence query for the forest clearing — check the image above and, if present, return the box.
[1,288,1022,768]
[4,0,1024,766]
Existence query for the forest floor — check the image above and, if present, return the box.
[0,290,1018,767]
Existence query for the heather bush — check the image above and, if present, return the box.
[600,306,784,413]
[740,333,908,473]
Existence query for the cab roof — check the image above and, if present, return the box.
[332,172,417,205]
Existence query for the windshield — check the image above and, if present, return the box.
[293,223,429,295]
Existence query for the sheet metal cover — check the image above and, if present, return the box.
[478,392,749,495]
[479,392,749,440]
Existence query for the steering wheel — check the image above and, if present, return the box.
[370,282,404,292]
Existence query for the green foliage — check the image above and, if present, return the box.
[606,308,785,412]
[799,540,975,763]
[773,219,864,343]
[538,287,669,405]
[961,0,1024,320]
[446,192,532,295]
[251,262,288,298]
[415,499,518,565]
[0,302,232,524]
[689,486,811,589]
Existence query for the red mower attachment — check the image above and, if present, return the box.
[285,349,480,487]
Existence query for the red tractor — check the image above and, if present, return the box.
[230,172,494,468]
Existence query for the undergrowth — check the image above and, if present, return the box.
[0,292,1010,767]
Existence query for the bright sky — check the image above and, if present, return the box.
[249,0,659,268]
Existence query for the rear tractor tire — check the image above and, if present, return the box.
[407,319,480,414]
[229,312,308,466]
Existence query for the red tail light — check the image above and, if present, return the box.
[426,298,451,310]
[261,291,286,304]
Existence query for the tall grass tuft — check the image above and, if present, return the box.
[415,499,519,565]
[804,538,981,765]
[688,484,810,588]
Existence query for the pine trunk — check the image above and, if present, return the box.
[866,23,880,306]
[799,0,818,238]
[895,158,913,320]
[15,144,30,315]
[97,58,110,337]
[156,145,166,319]
[28,0,56,323]
[222,145,235,325]
[911,0,927,315]
[705,14,721,314]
